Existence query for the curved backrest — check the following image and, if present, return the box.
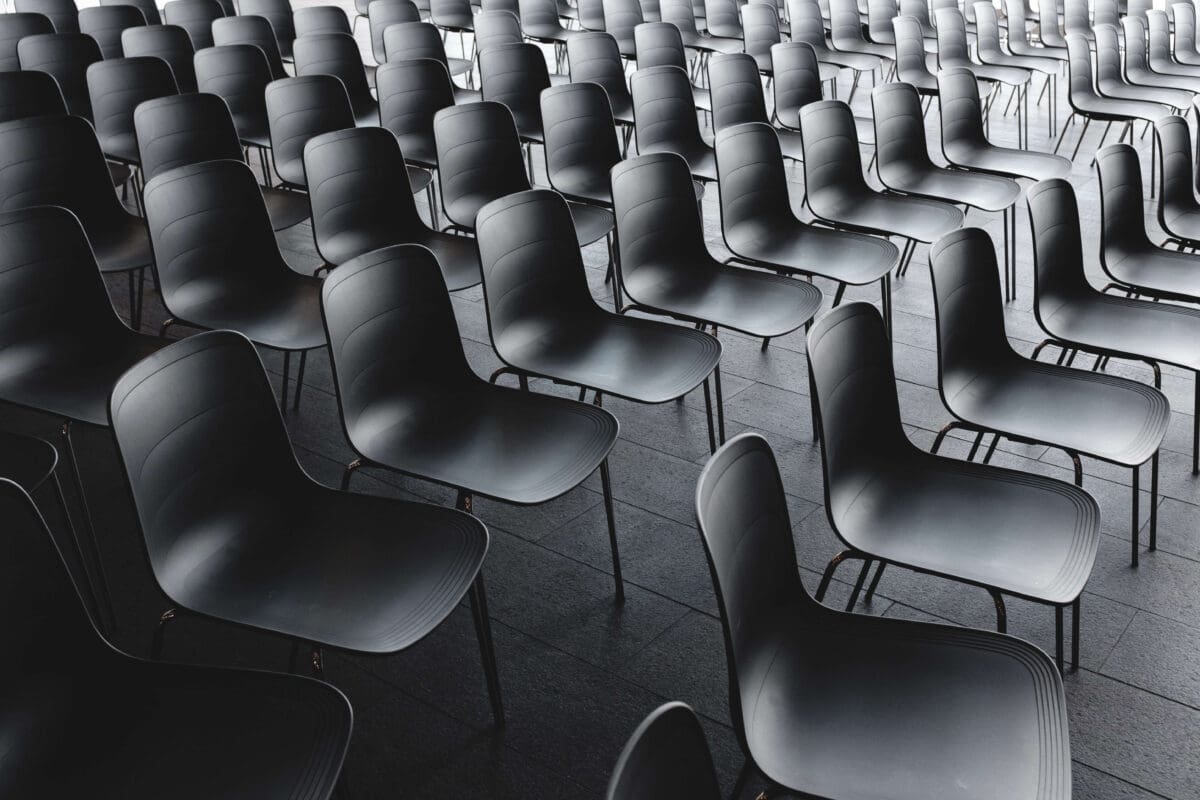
[383,21,452,68]
[661,0,702,35]
[1065,32,1097,104]
[264,74,354,186]
[611,152,708,278]
[708,52,769,131]
[540,81,621,194]
[1157,114,1195,216]
[1039,0,1066,46]
[294,4,351,38]
[692,433,806,743]
[109,331,304,589]
[928,227,1013,389]
[78,4,146,59]
[1175,2,1198,56]
[642,0,662,22]
[871,80,933,178]
[938,65,986,145]
[1027,178,1090,313]
[475,189,595,343]
[770,41,821,125]
[633,20,686,68]
[714,122,792,231]
[479,41,550,125]
[101,0,160,25]
[134,91,242,181]
[787,0,829,51]
[0,69,65,121]
[211,14,287,79]
[162,0,222,49]
[893,14,933,80]
[321,245,475,441]
[1128,0,1151,24]
[1122,16,1152,75]
[567,31,630,109]
[475,6,521,53]
[239,0,296,58]
[705,0,742,37]
[973,1,1004,59]
[604,0,645,42]
[0,13,54,71]
[293,31,373,114]
[433,101,530,228]
[605,703,722,800]
[194,44,272,143]
[369,0,420,62]
[1147,9,1173,62]
[15,0,78,32]
[17,31,100,117]
[1093,0,1118,29]
[1062,0,1091,38]
[577,0,606,30]
[303,126,426,265]
[743,1,781,64]
[868,0,897,41]
[934,6,970,66]
[87,56,177,156]
[799,99,867,201]
[1094,23,1123,85]
[899,0,933,31]
[376,57,453,159]
[519,0,563,31]
[630,65,705,152]
[1096,142,1151,251]
[830,0,869,47]
[121,24,196,91]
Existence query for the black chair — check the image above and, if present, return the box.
[1005,0,1066,59]
[264,74,354,191]
[322,243,622,617]
[162,0,221,49]
[142,160,324,410]
[293,31,377,127]
[770,41,835,129]
[603,0,643,55]
[368,0,419,64]
[1147,8,1200,78]
[109,328,502,727]
[632,21,714,112]
[703,0,743,39]
[194,42,273,150]
[121,23,196,91]
[0,12,53,71]
[930,226,1167,569]
[708,52,800,160]
[742,1,784,76]
[567,31,635,126]
[479,40,550,147]
[694,432,1075,797]
[239,0,296,61]
[17,31,100,117]
[661,0,741,55]
[612,152,822,360]
[789,0,879,85]
[475,188,725,448]
[382,21,474,96]
[1172,1,1200,66]
[0,206,167,632]
[211,13,288,79]
[433,101,613,245]
[135,92,310,231]
[15,0,77,32]
[87,55,177,197]
[0,477,353,799]
[715,121,898,329]
[100,0,160,25]
[0,68,66,121]
[521,0,579,53]
[872,81,1020,296]
[891,13,938,95]
[1094,22,1192,113]
[78,4,145,59]
[630,65,717,181]
[799,98,962,277]
[1028,177,1200,475]
[829,0,890,66]
[294,3,351,37]
[304,127,481,288]
[975,1,1059,135]
[1156,113,1200,250]
[1037,0,1067,48]
[605,703,722,800]
[430,0,474,32]
[866,0,896,45]
[376,56,453,172]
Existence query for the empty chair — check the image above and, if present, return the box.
[239,0,296,60]
[15,0,77,32]
[633,21,714,112]
[1062,0,1090,41]
[304,127,480,288]
[704,0,743,39]
[17,31,100,117]
[87,55,177,170]
[568,31,635,125]
[1147,9,1200,78]
[376,57,453,169]
[0,12,53,71]
[211,13,288,78]
[1173,2,1200,66]
[368,0,419,64]
[540,81,624,207]
[0,68,66,121]
[631,65,716,181]
[898,0,939,51]
[606,703,722,800]
[294,4,351,37]
[710,51,803,160]
[521,0,579,46]
[696,429,1076,796]
[742,1,784,75]
[121,23,196,91]
[975,1,1059,134]
[829,0,890,63]
[100,0,161,25]
[322,244,622,613]
[772,41,837,128]
[790,0,880,83]
[109,329,502,725]
[479,41,550,144]
[1037,0,1067,47]
[194,43,273,150]
[1156,114,1200,249]
[801,99,962,276]
[604,0,644,55]
[383,21,474,93]
[661,0,741,54]
[1005,0,1066,59]
[715,122,899,326]
[936,7,1032,145]
[576,0,607,30]
[1095,23,1193,112]
[162,0,222,49]
[1029,177,1200,475]
[1117,18,1196,102]
[931,226,1167,568]
[78,4,146,59]
[293,32,377,126]
[891,13,938,95]
[0,477,353,799]
[430,0,474,32]
[867,0,897,44]
[474,9,523,56]
[264,74,354,189]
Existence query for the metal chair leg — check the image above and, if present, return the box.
[61,421,117,633]
[152,607,177,659]
[815,549,857,602]
[714,364,726,445]
[845,559,872,611]
[599,459,625,603]
[48,470,106,633]
[468,572,506,728]
[280,351,291,412]
[863,560,887,603]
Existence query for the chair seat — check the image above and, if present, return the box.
[230,112,272,149]
[93,215,155,274]
[1148,58,1200,79]
[1125,67,1199,94]
[16,665,350,799]
[1176,47,1200,66]
[809,190,964,243]
[679,30,743,54]
[777,128,805,161]
[835,451,1097,604]
[624,260,822,337]
[945,360,1168,466]
[100,131,140,165]
[0,431,57,492]
[693,85,713,112]
[1041,292,1200,372]
[501,313,721,403]
[567,201,614,246]
[881,165,1020,212]
[162,488,487,652]
[108,160,132,187]
[944,141,1070,180]
[1072,93,1169,123]
[394,133,438,168]
[1097,79,1192,111]
[553,167,613,206]
[1161,203,1200,245]
[167,274,327,352]
[609,93,635,125]
[745,605,1072,800]
[453,85,482,103]
[726,218,898,285]
[1105,244,1200,302]
[352,384,617,503]
[263,186,310,230]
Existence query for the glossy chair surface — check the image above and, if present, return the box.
[264,74,356,187]
[120,23,196,91]
[541,80,623,205]
[78,4,146,59]
[1156,113,1200,247]
[369,0,420,62]
[293,31,376,126]
[293,4,351,37]
[605,703,722,800]
[194,43,274,148]
[567,31,634,124]
[88,55,177,163]
[162,0,222,49]
[479,40,549,143]
[382,20,473,85]
[101,0,161,25]
[375,56,453,167]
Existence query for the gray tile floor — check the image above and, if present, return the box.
[15,11,1200,798]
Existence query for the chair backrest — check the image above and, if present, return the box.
[1095,142,1152,253]
[642,0,662,22]
[519,0,562,31]
[867,0,897,41]
[375,57,454,158]
[17,31,100,117]
[78,4,146,59]
[264,74,355,186]
[604,0,645,42]
[1094,22,1123,86]
[483,0,520,15]
[630,65,706,154]
[714,121,793,235]
[383,21,452,69]
[770,41,821,126]
[934,6,970,67]
[479,41,550,128]
[87,55,177,156]
[294,4,351,37]
[109,331,305,593]
[1157,114,1196,218]
[0,69,65,121]
[973,1,1004,59]
[540,81,621,197]
[611,152,709,282]
[1175,2,1198,56]
[162,0,222,49]
[293,31,373,115]
[633,20,686,68]
[798,99,868,204]
[134,91,243,181]
[1147,9,1174,63]
[567,32,628,107]
[433,101,530,229]
[893,14,933,83]
[1038,0,1066,46]
[1065,32,1098,104]
[743,1,781,64]
[830,0,869,47]
[1026,178,1091,315]
[708,52,769,131]
[871,80,934,180]
[787,0,830,52]
[1093,0,1118,29]
[577,0,606,30]
[937,65,987,146]
[238,0,296,59]
[605,702,723,800]
[661,0,702,35]
[705,0,742,37]
[303,126,427,265]
[368,0,420,62]
[15,0,78,32]
[121,23,196,91]
[194,44,272,144]
[430,0,475,29]
[211,13,287,79]
[101,0,161,26]
[0,13,54,71]
[1062,0,1091,38]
